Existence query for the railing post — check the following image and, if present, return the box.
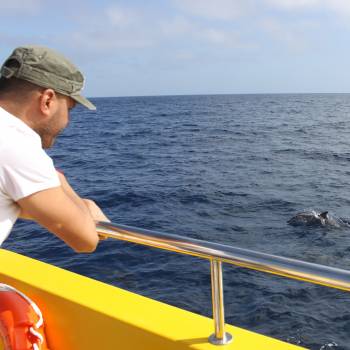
[209,259,233,345]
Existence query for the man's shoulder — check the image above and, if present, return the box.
[0,111,42,155]
[0,107,41,145]
[0,128,42,161]
[0,124,50,172]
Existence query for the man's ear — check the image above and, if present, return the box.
[39,89,56,117]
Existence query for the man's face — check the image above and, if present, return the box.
[39,95,76,149]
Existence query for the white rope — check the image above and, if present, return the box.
[0,283,44,349]
[29,327,44,343]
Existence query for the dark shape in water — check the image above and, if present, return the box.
[287,210,346,228]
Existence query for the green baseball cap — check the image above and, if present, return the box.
[0,45,96,110]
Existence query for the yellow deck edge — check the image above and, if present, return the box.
[0,248,305,350]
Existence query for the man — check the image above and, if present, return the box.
[0,45,109,252]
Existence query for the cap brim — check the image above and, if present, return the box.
[71,94,96,110]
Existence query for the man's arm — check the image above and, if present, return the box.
[17,172,109,252]
[56,171,110,223]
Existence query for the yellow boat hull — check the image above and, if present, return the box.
[0,248,305,349]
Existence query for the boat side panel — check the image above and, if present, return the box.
[0,249,305,350]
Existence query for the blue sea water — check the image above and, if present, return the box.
[4,94,350,349]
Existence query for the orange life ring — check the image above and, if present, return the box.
[0,284,49,350]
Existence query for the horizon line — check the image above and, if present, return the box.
[88,92,350,99]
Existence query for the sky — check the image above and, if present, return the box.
[1,0,350,97]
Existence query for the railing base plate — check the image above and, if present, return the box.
[208,332,233,345]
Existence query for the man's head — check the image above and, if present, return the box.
[0,46,95,148]
[0,46,95,110]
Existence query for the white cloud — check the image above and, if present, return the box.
[261,18,300,48]
[159,16,252,49]
[260,17,320,53]
[159,16,196,37]
[174,51,195,61]
[265,0,321,10]
[71,31,153,51]
[201,28,249,48]
[266,0,350,17]
[174,0,350,19]
[325,0,350,16]
[105,6,139,28]
[173,0,255,20]
[204,29,230,44]
[66,5,155,52]
[0,0,43,14]
[17,0,344,62]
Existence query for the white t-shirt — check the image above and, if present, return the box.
[0,107,60,245]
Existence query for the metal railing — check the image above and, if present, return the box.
[96,221,350,345]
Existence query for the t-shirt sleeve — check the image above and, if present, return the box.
[2,146,60,201]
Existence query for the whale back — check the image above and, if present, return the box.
[287,210,323,226]
[288,210,343,228]
[319,211,328,219]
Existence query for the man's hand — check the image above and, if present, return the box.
[57,172,111,240]
[83,199,110,241]
[83,199,110,223]
[57,171,110,221]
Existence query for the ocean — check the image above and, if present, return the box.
[4,94,350,349]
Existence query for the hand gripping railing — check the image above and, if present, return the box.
[96,221,350,345]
